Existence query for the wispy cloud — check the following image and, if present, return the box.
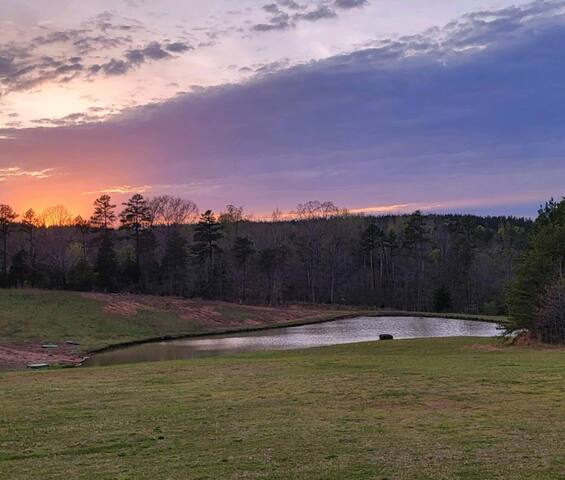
[0,12,192,97]
[251,0,369,32]
[0,167,55,181]
[83,184,153,195]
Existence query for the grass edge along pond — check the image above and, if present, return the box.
[0,289,506,369]
[1,337,564,480]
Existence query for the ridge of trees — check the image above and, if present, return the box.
[0,195,536,317]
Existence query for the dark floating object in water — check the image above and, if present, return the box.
[65,340,80,346]
[41,343,59,349]
[28,363,49,369]
[379,334,394,340]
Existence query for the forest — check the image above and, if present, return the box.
[0,195,534,316]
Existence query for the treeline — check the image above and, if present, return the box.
[0,196,532,314]
[508,198,565,343]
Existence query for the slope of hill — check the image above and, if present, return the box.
[0,289,358,369]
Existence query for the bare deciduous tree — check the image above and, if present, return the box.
[148,195,199,227]
[41,205,73,227]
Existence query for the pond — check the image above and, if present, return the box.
[84,316,501,367]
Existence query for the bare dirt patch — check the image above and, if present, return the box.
[0,343,84,370]
[81,292,341,329]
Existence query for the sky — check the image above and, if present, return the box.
[0,0,564,218]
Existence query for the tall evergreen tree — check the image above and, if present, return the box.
[0,205,18,287]
[192,210,224,293]
[508,198,565,334]
[20,208,39,285]
[89,195,117,290]
[90,194,116,231]
[120,194,152,279]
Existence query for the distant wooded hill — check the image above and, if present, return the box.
[0,198,533,315]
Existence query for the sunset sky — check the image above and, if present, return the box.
[1,0,564,218]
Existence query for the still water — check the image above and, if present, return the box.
[85,316,501,367]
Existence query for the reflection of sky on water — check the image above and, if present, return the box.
[86,317,502,367]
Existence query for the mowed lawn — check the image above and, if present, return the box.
[1,338,564,480]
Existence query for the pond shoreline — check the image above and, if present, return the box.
[85,310,507,359]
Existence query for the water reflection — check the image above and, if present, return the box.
[85,316,501,367]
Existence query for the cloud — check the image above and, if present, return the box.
[0,13,191,95]
[165,42,192,53]
[119,41,171,70]
[31,110,112,127]
[252,4,292,31]
[277,0,302,9]
[138,41,170,60]
[83,185,153,195]
[294,5,337,22]
[252,0,347,32]
[2,1,565,215]
[96,58,130,75]
[0,167,55,181]
[334,0,368,9]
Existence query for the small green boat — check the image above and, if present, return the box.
[41,343,59,349]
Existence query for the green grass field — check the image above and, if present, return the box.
[0,289,190,351]
[1,337,564,479]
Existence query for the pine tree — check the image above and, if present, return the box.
[89,195,117,290]
[0,205,18,287]
[90,195,116,231]
[192,210,224,295]
[120,194,151,281]
[508,198,565,334]
[20,208,39,285]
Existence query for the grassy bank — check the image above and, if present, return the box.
[0,289,354,353]
[1,337,563,479]
[0,289,505,347]
[0,289,507,369]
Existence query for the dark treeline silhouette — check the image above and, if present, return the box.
[508,198,565,343]
[0,196,533,315]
